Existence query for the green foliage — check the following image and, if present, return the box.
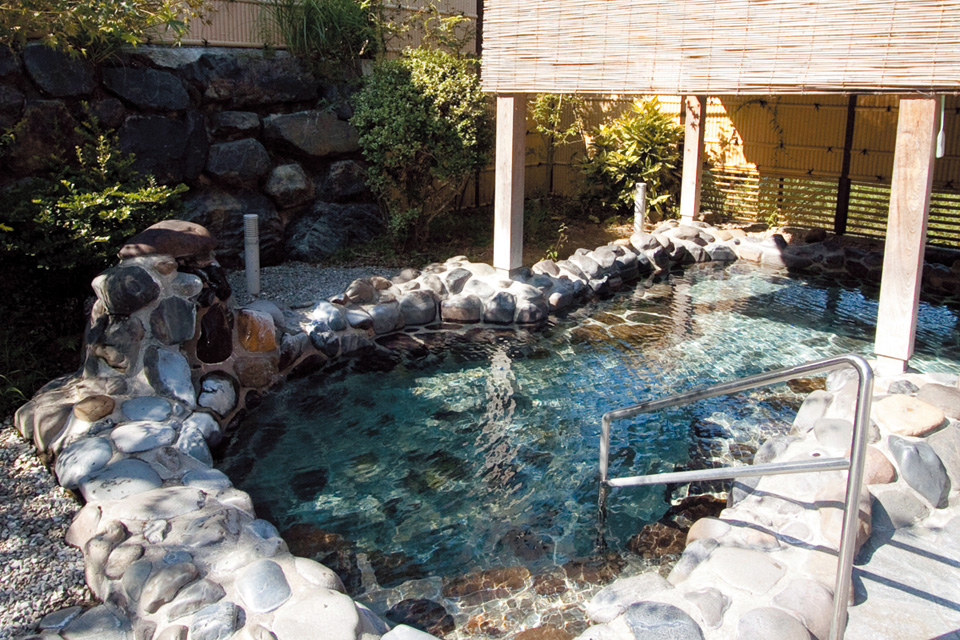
[0,116,187,278]
[351,45,491,246]
[531,93,586,196]
[0,0,210,61]
[260,0,382,67]
[580,98,683,221]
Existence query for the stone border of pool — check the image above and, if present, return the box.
[11,218,960,640]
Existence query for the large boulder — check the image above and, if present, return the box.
[22,43,94,97]
[118,112,208,184]
[263,110,359,158]
[209,111,261,141]
[3,100,80,176]
[205,138,272,187]
[103,67,190,111]
[265,164,315,208]
[118,220,217,261]
[183,52,319,106]
[321,160,369,202]
[183,187,284,267]
[284,202,383,261]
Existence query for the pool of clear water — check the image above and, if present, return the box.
[218,261,960,617]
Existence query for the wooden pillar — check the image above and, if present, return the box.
[493,94,526,274]
[875,95,939,376]
[679,95,707,224]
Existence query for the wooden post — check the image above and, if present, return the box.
[875,96,939,376]
[493,94,526,274]
[679,95,707,224]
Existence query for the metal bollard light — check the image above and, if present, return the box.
[633,182,647,233]
[243,214,261,297]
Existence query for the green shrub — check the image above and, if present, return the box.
[351,46,491,246]
[0,117,187,279]
[531,93,585,196]
[0,0,210,61]
[580,98,683,221]
[261,0,382,66]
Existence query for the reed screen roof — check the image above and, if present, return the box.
[482,0,960,95]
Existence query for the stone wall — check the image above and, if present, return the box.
[0,44,381,267]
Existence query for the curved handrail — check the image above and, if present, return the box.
[597,353,874,640]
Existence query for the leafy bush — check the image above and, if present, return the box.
[0,117,187,279]
[580,98,683,221]
[261,0,382,66]
[0,0,210,61]
[531,93,585,195]
[351,45,491,245]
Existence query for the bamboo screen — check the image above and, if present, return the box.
[161,0,478,53]
[482,0,960,95]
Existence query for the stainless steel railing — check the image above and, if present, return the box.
[597,354,874,640]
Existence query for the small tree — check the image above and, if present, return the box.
[0,0,210,61]
[580,98,683,221]
[351,44,491,246]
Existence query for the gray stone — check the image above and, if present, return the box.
[103,67,189,110]
[144,347,196,407]
[571,253,604,279]
[368,301,403,334]
[619,601,704,640]
[813,418,855,451]
[683,588,730,630]
[484,291,517,324]
[122,559,154,603]
[284,202,383,261]
[39,607,84,631]
[209,111,260,140]
[189,602,240,640]
[55,436,114,489]
[515,298,548,324]
[150,297,197,345]
[754,435,799,464]
[309,327,341,358]
[533,260,560,276]
[166,579,226,620]
[310,301,349,331]
[889,435,950,508]
[111,421,177,453]
[118,112,208,184]
[198,374,237,417]
[62,605,128,640]
[263,110,359,158]
[872,486,929,531]
[791,390,834,435]
[420,274,448,296]
[121,397,173,422]
[265,163,314,208]
[206,138,271,187]
[176,425,213,466]
[444,268,473,294]
[630,232,660,252]
[246,519,280,540]
[667,538,717,585]
[182,187,284,267]
[142,562,199,614]
[888,380,920,395]
[107,486,205,521]
[345,306,373,330]
[400,291,437,326]
[461,278,496,299]
[712,547,787,594]
[237,559,291,613]
[105,543,145,580]
[928,425,960,487]
[705,244,738,262]
[156,626,187,640]
[737,608,810,640]
[917,383,960,420]
[182,411,221,445]
[80,459,163,503]
[184,52,318,106]
[93,266,160,315]
[587,573,673,623]
[294,557,345,591]
[272,590,360,640]
[322,159,369,202]
[441,294,483,323]
[23,44,95,97]
[182,468,232,491]
[772,578,833,640]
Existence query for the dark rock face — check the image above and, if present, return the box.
[103,67,190,111]
[22,43,95,97]
[119,112,208,183]
[384,599,455,637]
[263,110,359,158]
[321,160,369,202]
[4,100,80,175]
[183,53,319,107]
[119,220,217,260]
[183,188,284,267]
[197,304,234,364]
[265,164,314,208]
[94,266,161,315]
[205,138,271,187]
[0,44,18,77]
[284,202,383,261]
[209,111,260,140]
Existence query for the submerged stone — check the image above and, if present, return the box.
[385,599,455,637]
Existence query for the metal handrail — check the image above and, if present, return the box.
[597,354,874,640]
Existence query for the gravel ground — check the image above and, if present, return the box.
[0,419,91,640]
[0,264,393,639]
[226,263,396,308]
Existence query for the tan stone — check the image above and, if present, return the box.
[861,445,897,485]
[873,394,945,437]
[236,309,277,353]
[686,517,731,546]
[73,395,116,422]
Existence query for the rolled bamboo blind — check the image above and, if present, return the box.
[482,0,960,94]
